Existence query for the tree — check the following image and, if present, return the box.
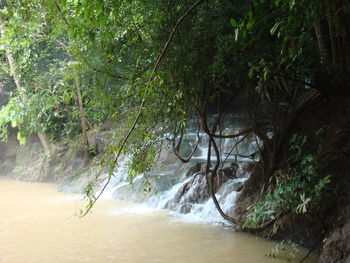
[0,6,52,153]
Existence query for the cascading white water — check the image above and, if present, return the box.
[101,113,258,225]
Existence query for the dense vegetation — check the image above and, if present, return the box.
[0,0,349,239]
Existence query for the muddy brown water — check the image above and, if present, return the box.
[0,177,318,263]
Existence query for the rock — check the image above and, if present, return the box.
[176,172,208,204]
[179,204,192,214]
[319,221,350,263]
[212,172,229,192]
[5,135,20,158]
[175,166,232,205]
[0,142,6,161]
[232,181,244,192]
[243,162,257,174]
[51,143,68,157]
[185,163,201,177]
[155,144,178,167]
[219,162,239,179]
[87,130,111,155]
[95,134,107,154]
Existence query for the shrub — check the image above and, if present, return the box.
[246,134,331,228]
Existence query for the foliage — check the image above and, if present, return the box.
[53,163,65,174]
[267,240,301,262]
[1,0,348,145]
[0,2,81,142]
[12,164,25,174]
[246,134,331,228]
[0,90,78,143]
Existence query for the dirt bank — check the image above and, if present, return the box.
[234,95,350,261]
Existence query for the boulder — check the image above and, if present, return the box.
[0,142,6,161]
[218,162,239,179]
[175,164,233,205]
[320,221,350,263]
[87,130,111,155]
[185,163,201,177]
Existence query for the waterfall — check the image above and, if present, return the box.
[101,113,258,225]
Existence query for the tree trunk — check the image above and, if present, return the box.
[0,27,52,155]
[314,21,330,65]
[341,20,350,75]
[5,50,22,92]
[37,132,52,154]
[324,0,338,65]
[74,77,89,161]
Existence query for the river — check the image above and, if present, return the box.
[0,177,318,263]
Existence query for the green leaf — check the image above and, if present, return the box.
[274,0,282,7]
[246,22,254,30]
[242,220,249,229]
[289,0,296,10]
[270,21,281,36]
[247,11,253,20]
[230,18,238,28]
[17,131,26,145]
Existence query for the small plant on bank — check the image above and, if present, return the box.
[0,161,7,172]
[246,133,332,228]
[13,165,25,174]
[267,240,301,262]
[53,163,65,174]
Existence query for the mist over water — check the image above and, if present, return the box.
[0,177,318,263]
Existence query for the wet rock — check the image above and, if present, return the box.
[185,163,201,177]
[175,167,232,205]
[87,131,111,155]
[243,162,257,174]
[212,173,229,192]
[199,163,207,173]
[219,162,239,179]
[112,183,148,203]
[4,135,20,158]
[232,181,244,192]
[179,204,192,214]
[95,134,107,154]
[177,173,208,204]
[320,221,350,263]
[0,142,6,161]
[155,144,178,167]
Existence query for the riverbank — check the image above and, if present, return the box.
[233,95,350,262]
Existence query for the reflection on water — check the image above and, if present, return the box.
[0,177,318,263]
